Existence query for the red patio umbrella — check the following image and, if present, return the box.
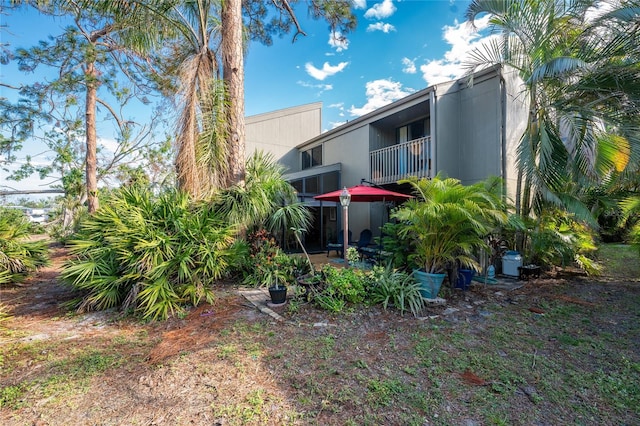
[315,185,413,261]
[313,184,412,203]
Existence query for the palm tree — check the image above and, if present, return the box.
[465,0,639,220]
[156,0,231,198]
[221,0,245,188]
[214,151,310,236]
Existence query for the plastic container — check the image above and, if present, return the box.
[456,269,475,290]
[502,250,522,277]
[487,265,495,279]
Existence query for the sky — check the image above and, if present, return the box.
[1,0,493,196]
[244,0,489,130]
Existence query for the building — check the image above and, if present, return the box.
[246,65,528,252]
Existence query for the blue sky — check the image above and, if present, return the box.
[1,0,495,194]
[245,0,490,131]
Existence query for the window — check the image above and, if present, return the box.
[396,119,427,143]
[305,176,319,194]
[291,179,303,193]
[302,145,322,170]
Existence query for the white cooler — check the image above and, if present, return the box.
[502,251,522,277]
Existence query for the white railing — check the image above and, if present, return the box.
[369,137,431,185]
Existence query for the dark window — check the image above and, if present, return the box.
[311,146,322,166]
[291,179,303,193]
[305,176,319,194]
[302,152,311,169]
[302,145,322,170]
[409,120,425,139]
[396,119,427,143]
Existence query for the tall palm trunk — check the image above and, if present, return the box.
[85,61,99,213]
[175,76,200,197]
[221,0,245,187]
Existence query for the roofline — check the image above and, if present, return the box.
[246,101,323,125]
[297,64,503,149]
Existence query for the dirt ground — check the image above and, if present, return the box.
[1,244,639,425]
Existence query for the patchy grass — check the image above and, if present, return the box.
[597,243,640,280]
[1,246,639,425]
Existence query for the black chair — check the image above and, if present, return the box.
[326,230,352,257]
[351,229,373,252]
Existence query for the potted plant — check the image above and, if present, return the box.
[392,175,507,299]
[243,230,294,304]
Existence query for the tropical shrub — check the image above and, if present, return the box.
[241,229,295,288]
[367,264,424,317]
[620,196,640,256]
[0,208,49,285]
[312,265,367,312]
[62,187,238,320]
[522,209,601,275]
[379,221,417,270]
[392,175,508,274]
[213,151,311,238]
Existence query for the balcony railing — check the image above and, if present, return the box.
[369,136,431,185]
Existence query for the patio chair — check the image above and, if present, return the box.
[326,230,352,257]
[350,229,373,252]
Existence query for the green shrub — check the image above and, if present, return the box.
[367,264,424,317]
[62,187,238,320]
[523,209,601,275]
[0,208,49,285]
[312,265,367,312]
[240,230,295,288]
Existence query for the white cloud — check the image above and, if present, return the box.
[401,57,416,74]
[329,120,347,130]
[297,81,333,92]
[352,0,367,9]
[305,61,349,81]
[364,0,397,20]
[328,102,344,109]
[367,22,396,33]
[329,31,349,52]
[348,79,415,117]
[419,15,494,86]
[98,137,119,154]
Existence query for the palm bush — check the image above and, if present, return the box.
[392,175,508,274]
[213,151,311,237]
[367,264,424,317]
[62,187,238,320]
[0,208,49,285]
[620,196,640,256]
[522,209,601,275]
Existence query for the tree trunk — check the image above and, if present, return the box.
[222,0,245,188]
[85,61,99,213]
[175,95,199,198]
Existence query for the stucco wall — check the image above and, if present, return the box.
[320,124,372,235]
[502,67,529,204]
[245,103,322,172]
[433,80,461,178]
[458,72,503,185]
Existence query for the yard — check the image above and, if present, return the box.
[0,242,638,425]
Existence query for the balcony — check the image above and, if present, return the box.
[369,137,431,185]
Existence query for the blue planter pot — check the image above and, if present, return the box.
[413,269,446,299]
[456,269,475,290]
